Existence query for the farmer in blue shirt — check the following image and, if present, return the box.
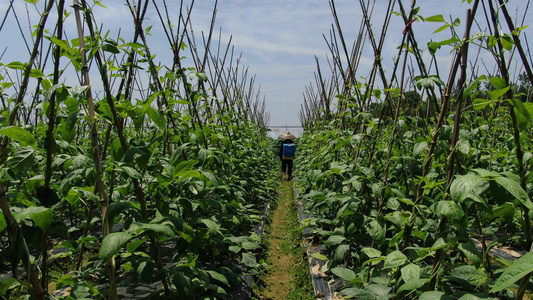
[279,132,296,180]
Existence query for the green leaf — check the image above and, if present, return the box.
[487,87,510,99]
[111,139,124,161]
[340,287,379,299]
[435,201,465,220]
[331,267,357,282]
[65,189,81,208]
[241,252,258,268]
[430,238,448,251]
[67,85,89,99]
[458,295,487,300]
[16,206,53,232]
[401,263,422,282]
[509,99,533,130]
[427,37,461,55]
[117,165,142,180]
[6,61,26,70]
[450,173,489,203]
[73,187,99,204]
[200,219,221,234]
[397,278,429,293]
[0,126,36,147]
[310,253,328,260]
[0,213,6,233]
[135,259,155,282]
[458,242,482,268]
[464,75,487,99]
[59,112,78,142]
[490,252,533,292]
[49,38,71,51]
[10,226,29,276]
[96,100,115,123]
[434,24,450,34]
[100,232,133,261]
[29,68,45,78]
[93,1,106,8]
[451,265,488,287]
[501,35,514,51]
[42,83,65,105]
[366,284,392,297]
[134,223,174,237]
[107,202,131,227]
[361,247,382,258]
[515,25,529,32]
[456,140,470,155]
[419,291,451,300]
[241,241,260,250]
[367,220,386,243]
[145,106,165,130]
[173,160,201,180]
[6,146,36,176]
[473,98,492,110]
[126,239,145,253]
[424,15,445,22]
[102,43,120,54]
[124,147,150,169]
[488,77,507,89]
[383,250,408,269]
[494,175,533,210]
[324,235,346,247]
[0,277,17,295]
[452,18,461,27]
[206,270,230,286]
[415,75,445,90]
[413,141,428,157]
[489,203,515,221]
[173,272,191,296]
[127,42,146,51]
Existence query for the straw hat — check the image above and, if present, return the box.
[279,132,296,139]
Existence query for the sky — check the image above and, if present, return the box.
[185,0,533,130]
[1,0,533,138]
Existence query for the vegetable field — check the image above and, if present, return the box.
[2,0,533,299]
[295,0,533,299]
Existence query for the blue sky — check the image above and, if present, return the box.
[1,0,532,135]
[193,0,533,128]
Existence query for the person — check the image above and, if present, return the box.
[279,132,296,180]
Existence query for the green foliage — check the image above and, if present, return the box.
[0,7,278,298]
[296,71,533,297]
[490,252,533,292]
[0,126,36,148]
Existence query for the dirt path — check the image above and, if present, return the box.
[253,180,314,300]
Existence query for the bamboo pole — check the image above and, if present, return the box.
[73,1,118,298]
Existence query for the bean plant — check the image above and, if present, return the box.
[297,0,533,298]
[0,1,276,299]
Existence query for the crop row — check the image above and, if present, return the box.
[295,0,533,299]
[0,1,277,299]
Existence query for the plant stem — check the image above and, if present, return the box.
[0,185,46,299]
[44,0,65,188]
[430,8,473,291]
[73,1,116,298]
[473,205,493,275]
